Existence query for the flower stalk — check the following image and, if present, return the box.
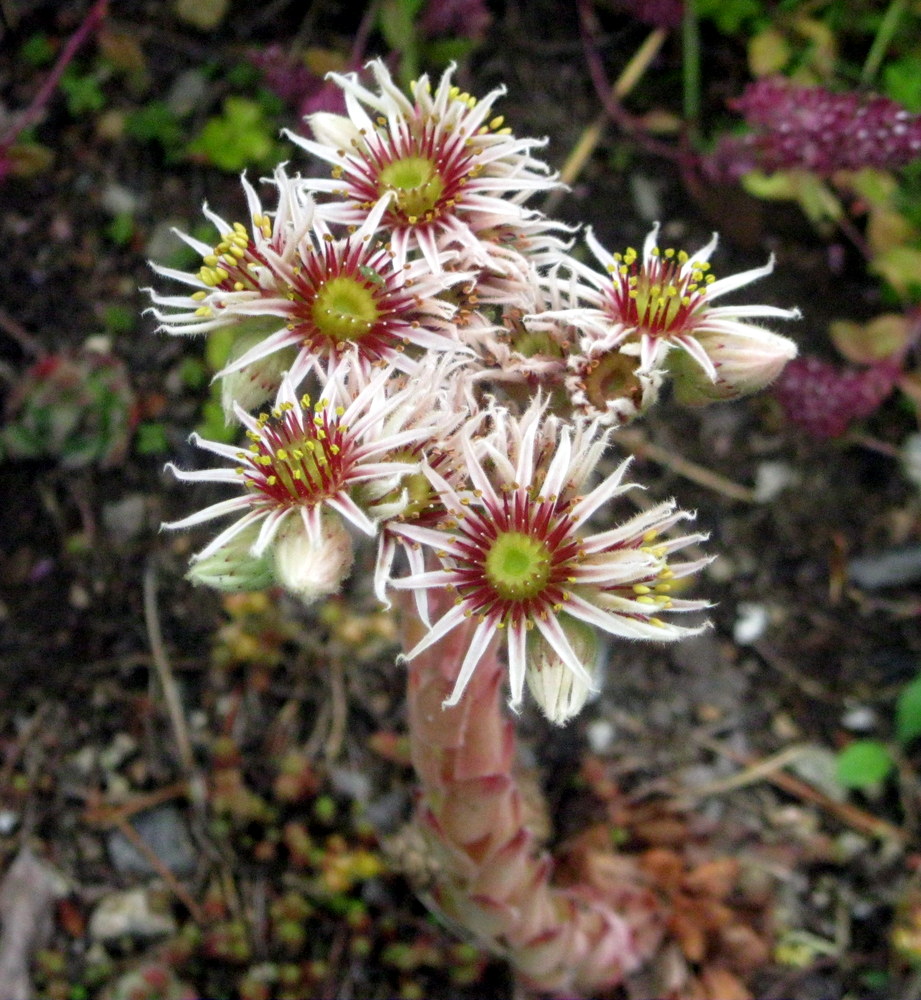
[400,591,661,995]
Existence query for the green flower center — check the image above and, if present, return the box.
[512,329,564,359]
[484,531,551,601]
[583,351,644,408]
[379,156,445,221]
[311,276,380,342]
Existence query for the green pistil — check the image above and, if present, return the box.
[512,330,564,359]
[583,351,642,407]
[379,156,445,221]
[485,531,551,601]
[311,276,379,342]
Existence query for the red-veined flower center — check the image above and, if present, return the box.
[378,155,446,222]
[311,276,381,342]
[484,530,552,600]
[612,245,716,338]
[239,397,347,507]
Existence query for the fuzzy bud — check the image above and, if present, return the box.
[273,514,355,604]
[219,326,297,420]
[670,326,798,405]
[525,616,599,725]
[187,521,277,592]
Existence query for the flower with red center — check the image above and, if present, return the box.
[149,169,467,381]
[164,360,440,588]
[540,224,799,384]
[391,404,709,714]
[290,59,558,271]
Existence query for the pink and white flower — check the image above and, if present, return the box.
[540,224,800,382]
[149,168,467,382]
[164,360,440,584]
[391,403,709,713]
[290,59,559,271]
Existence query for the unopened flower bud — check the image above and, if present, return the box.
[187,521,277,592]
[273,514,354,605]
[525,616,599,725]
[219,326,297,419]
[669,326,798,405]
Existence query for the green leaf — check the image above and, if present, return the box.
[896,673,921,744]
[21,33,56,67]
[134,422,169,455]
[695,0,765,35]
[883,54,921,113]
[125,101,183,150]
[378,0,417,54]
[186,97,280,172]
[835,740,895,789]
[105,212,135,247]
[59,67,107,115]
[196,397,236,443]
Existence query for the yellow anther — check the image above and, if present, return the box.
[633,584,651,595]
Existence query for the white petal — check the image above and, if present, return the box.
[443,618,498,707]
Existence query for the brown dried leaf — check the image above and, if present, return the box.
[683,857,741,900]
[718,922,772,974]
[829,314,910,364]
[670,906,708,963]
[692,966,752,1000]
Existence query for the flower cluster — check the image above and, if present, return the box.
[706,77,921,181]
[152,59,799,724]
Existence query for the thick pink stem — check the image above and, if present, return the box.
[399,594,663,996]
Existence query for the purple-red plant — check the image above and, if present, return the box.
[707,77,921,182]
[772,354,900,439]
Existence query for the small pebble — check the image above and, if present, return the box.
[841,705,878,732]
[754,460,799,503]
[89,887,176,943]
[586,719,615,753]
[107,805,197,878]
[848,546,921,589]
[733,602,769,644]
